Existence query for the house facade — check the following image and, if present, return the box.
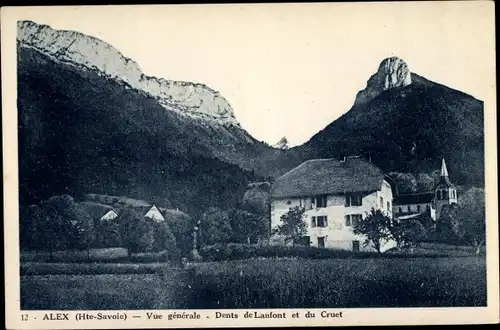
[392,158,457,221]
[270,157,396,252]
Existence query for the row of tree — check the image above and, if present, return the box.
[20,195,270,260]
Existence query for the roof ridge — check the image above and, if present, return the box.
[398,191,434,196]
[275,158,342,181]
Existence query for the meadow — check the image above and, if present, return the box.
[21,252,486,310]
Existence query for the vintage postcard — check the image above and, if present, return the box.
[2,2,498,329]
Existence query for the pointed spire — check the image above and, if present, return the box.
[441,158,449,177]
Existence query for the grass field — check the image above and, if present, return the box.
[21,273,191,309]
[21,255,486,310]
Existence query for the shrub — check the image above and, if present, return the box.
[199,243,371,261]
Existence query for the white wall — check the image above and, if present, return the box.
[145,205,165,222]
[270,181,396,252]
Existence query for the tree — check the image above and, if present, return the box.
[271,206,307,246]
[416,173,435,192]
[151,220,178,259]
[353,208,392,254]
[455,188,486,254]
[200,207,232,246]
[20,204,42,250]
[167,211,196,256]
[36,195,84,260]
[229,209,268,244]
[118,209,155,256]
[387,172,418,194]
[72,210,97,260]
[242,186,270,215]
[435,203,461,243]
[131,218,156,254]
[390,218,427,249]
[96,220,122,248]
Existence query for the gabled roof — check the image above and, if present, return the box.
[78,201,115,220]
[144,204,165,221]
[270,157,386,198]
[394,192,434,205]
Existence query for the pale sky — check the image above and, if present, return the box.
[10,2,495,146]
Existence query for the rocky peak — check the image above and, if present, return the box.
[354,56,412,107]
[17,20,239,126]
[273,137,289,150]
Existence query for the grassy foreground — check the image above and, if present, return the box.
[21,255,486,309]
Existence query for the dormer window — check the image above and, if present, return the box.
[346,194,362,207]
[313,195,327,208]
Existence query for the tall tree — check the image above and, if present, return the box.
[151,220,177,259]
[72,210,97,260]
[166,211,196,256]
[229,209,268,244]
[20,204,42,250]
[456,188,486,254]
[271,206,307,246]
[353,208,392,254]
[200,207,232,246]
[36,195,81,260]
[118,209,155,256]
[390,218,427,249]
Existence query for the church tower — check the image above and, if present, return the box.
[434,158,458,219]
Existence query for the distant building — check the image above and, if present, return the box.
[80,196,168,223]
[270,157,396,252]
[393,158,457,221]
[78,201,118,222]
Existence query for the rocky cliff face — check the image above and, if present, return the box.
[17,20,238,125]
[299,57,484,187]
[354,56,412,107]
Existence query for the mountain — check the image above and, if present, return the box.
[294,57,484,187]
[17,20,484,216]
[17,20,290,215]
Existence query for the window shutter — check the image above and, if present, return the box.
[324,216,328,227]
[311,216,316,227]
[345,215,351,226]
[345,195,350,207]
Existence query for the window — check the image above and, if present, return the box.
[286,200,292,205]
[345,214,362,226]
[311,216,328,228]
[387,201,391,211]
[426,204,430,211]
[312,216,328,228]
[318,237,325,248]
[399,207,402,213]
[417,205,421,212]
[352,240,360,252]
[380,196,384,207]
[345,215,351,226]
[313,195,327,208]
[345,194,362,207]
[437,191,442,200]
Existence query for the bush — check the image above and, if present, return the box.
[199,243,375,261]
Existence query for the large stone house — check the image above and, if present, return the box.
[270,156,396,252]
[392,159,457,221]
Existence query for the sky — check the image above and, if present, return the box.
[10,2,495,146]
